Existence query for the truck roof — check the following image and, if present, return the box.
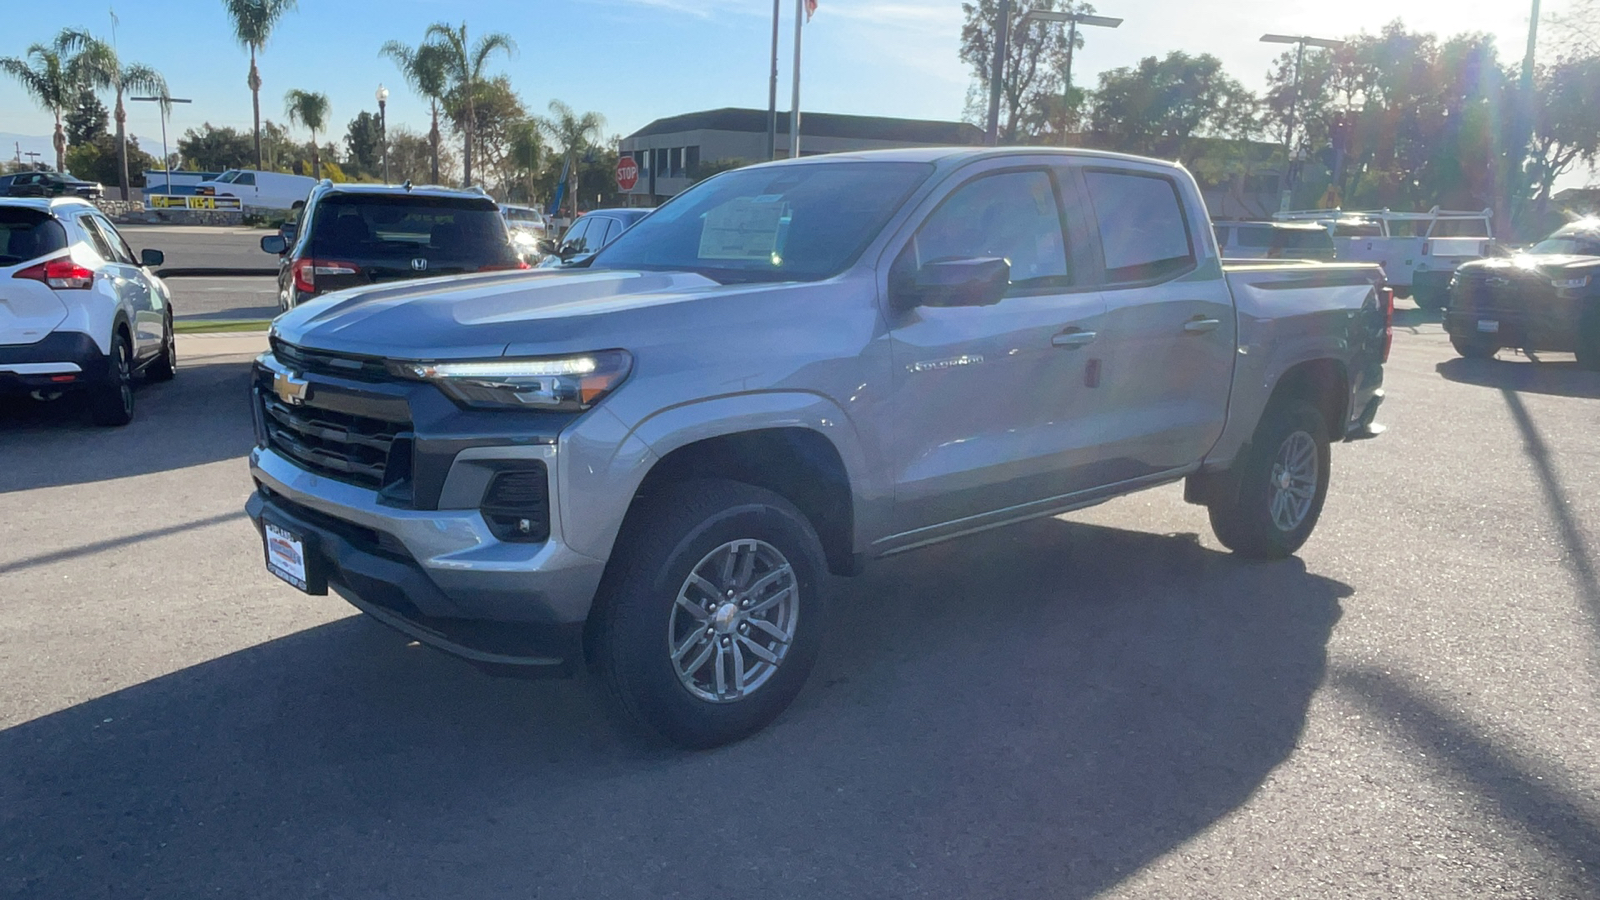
[737,145,1186,172]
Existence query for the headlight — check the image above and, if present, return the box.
[1552,276,1591,289]
[398,350,632,411]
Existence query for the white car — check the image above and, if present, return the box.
[0,197,176,425]
[194,169,318,213]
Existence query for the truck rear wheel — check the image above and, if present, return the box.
[591,479,828,749]
[1207,399,1330,559]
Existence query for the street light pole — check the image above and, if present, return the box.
[1260,33,1344,212]
[1020,10,1123,146]
[131,95,191,199]
[984,0,1012,146]
[376,84,390,183]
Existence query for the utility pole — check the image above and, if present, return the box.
[1260,34,1345,211]
[1019,9,1122,146]
[984,0,1011,146]
[768,0,781,160]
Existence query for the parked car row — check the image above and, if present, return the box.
[0,197,174,425]
[2,170,104,201]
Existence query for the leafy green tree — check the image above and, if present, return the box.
[178,123,255,171]
[57,29,168,199]
[423,21,516,186]
[221,0,300,169]
[1087,51,1259,163]
[67,133,157,188]
[385,124,457,185]
[380,39,452,185]
[66,88,109,146]
[443,75,526,195]
[687,157,750,184]
[539,100,605,219]
[1526,54,1600,219]
[959,0,1092,143]
[0,42,76,170]
[345,111,384,178]
[283,89,331,179]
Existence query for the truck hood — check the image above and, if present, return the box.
[1460,254,1600,277]
[271,268,747,359]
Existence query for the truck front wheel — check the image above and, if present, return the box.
[1207,399,1330,559]
[591,479,828,749]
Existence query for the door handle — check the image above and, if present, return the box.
[1052,329,1097,349]
[1183,317,1222,334]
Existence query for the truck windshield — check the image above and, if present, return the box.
[590,162,933,283]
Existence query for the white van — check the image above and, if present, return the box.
[193,170,318,213]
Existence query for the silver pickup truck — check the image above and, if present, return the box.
[246,148,1389,747]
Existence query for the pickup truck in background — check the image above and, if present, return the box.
[1276,206,1494,309]
[245,148,1390,748]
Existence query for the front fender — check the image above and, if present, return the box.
[556,391,878,563]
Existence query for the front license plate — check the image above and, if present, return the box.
[1477,319,1500,334]
[264,522,310,592]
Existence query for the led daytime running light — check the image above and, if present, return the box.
[411,357,600,379]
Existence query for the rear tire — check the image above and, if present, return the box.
[1208,399,1331,559]
[146,315,177,382]
[1577,312,1600,372]
[1451,335,1499,360]
[90,333,135,427]
[591,479,828,749]
[1412,285,1446,311]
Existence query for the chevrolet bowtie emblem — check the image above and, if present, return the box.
[273,370,310,405]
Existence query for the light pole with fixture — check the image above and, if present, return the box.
[376,84,390,183]
[1020,8,1122,145]
[130,95,191,198]
[1260,33,1344,211]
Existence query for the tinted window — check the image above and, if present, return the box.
[594,161,932,283]
[911,169,1070,289]
[1431,219,1490,237]
[76,214,118,262]
[309,195,512,261]
[1214,225,1232,246]
[593,218,618,248]
[96,215,139,263]
[1531,237,1600,256]
[561,218,593,253]
[1235,226,1275,247]
[235,172,256,186]
[0,208,68,264]
[1083,170,1195,283]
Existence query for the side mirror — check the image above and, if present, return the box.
[536,238,557,256]
[260,234,287,255]
[559,243,579,262]
[139,248,165,268]
[895,257,1011,310]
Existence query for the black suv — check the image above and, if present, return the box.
[6,170,103,200]
[260,181,525,310]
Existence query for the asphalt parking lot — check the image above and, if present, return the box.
[1,313,1597,898]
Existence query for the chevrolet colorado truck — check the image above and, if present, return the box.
[246,148,1389,748]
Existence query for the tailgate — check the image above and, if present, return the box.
[1426,237,1492,260]
[0,256,70,346]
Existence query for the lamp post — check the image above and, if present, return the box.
[130,95,191,198]
[1020,8,1122,145]
[1260,33,1344,211]
[376,84,390,184]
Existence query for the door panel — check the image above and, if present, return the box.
[1079,168,1235,481]
[884,167,1108,537]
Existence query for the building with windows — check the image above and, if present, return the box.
[618,108,982,204]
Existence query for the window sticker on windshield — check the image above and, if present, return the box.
[698,197,786,261]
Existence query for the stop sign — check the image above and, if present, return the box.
[616,155,639,191]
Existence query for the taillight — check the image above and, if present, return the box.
[291,259,360,293]
[1380,286,1394,363]
[480,260,532,272]
[1421,241,1431,256]
[13,256,95,290]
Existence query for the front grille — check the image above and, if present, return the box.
[261,392,410,490]
[271,338,392,382]
[1451,271,1552,318]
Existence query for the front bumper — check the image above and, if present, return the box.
[0,332,109,394]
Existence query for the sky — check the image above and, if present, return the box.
[1,0,1594,189]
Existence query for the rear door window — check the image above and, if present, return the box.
[1082,169,1196,284]
[562,218,594,254]
[89,215,137,264]
[75,213,119,262]
[0,208,68,265]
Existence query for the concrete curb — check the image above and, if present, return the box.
[157,268,279,278]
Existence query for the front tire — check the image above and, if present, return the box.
[591,479,828,749]
[1208,399,1331,559]
[90,334,135,427]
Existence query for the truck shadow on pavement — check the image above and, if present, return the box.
[0,357,255,493]
[0,518,1350,899]
[1435,356,1600,400]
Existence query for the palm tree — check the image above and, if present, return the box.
[422,21,516,187]
[222,0,299,170]
[283,89,330,179]
[379,39,451,185]
[539,100,606,221]
[0,44,75,171]
[57,30,168,201]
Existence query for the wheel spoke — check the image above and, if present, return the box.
[672,628,707,663]
[733,542,756,588]
[682,638,716,675]
[731,640,747,693]
[748,616,792,643]
[737,635,781,664]
[686,573,722,601]
[739,564,793,603]
[718,546,739,585]
[713,643,728,696]
[746,584,794,616]
[674,594,710,621]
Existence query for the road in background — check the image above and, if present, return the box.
[168,276,278,321]
[120,225,277,272]
[1,324,1598,899]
